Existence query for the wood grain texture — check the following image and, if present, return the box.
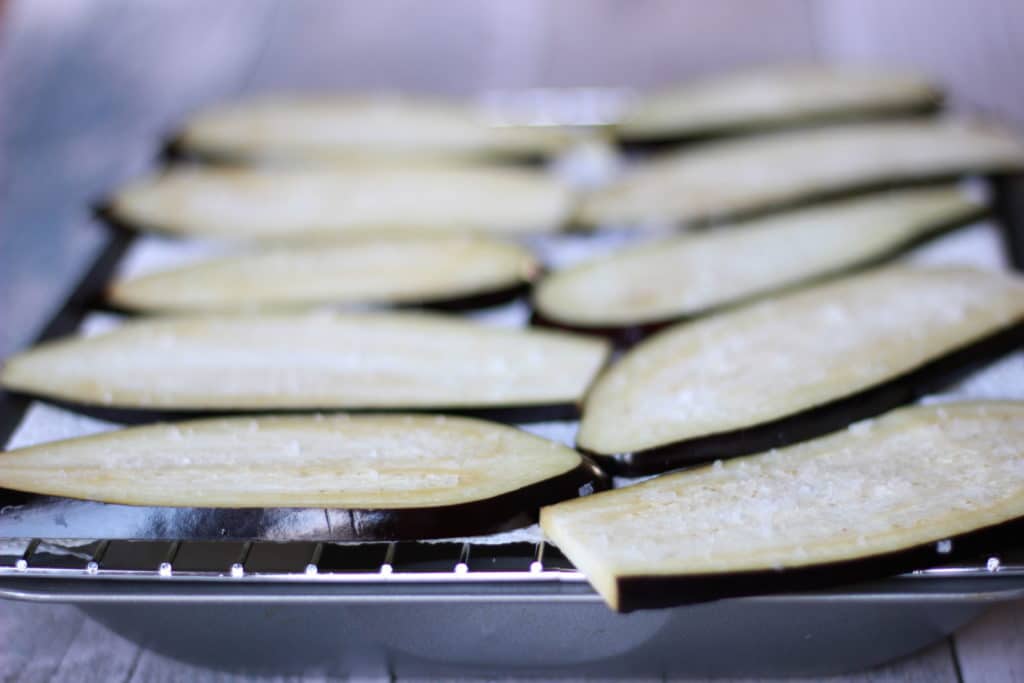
[0,0,274,358]
[537,0,817,88]
[955,599,1024,683]
[47,609,145,683]
[664,640,958,682]
[816,0,1024,130]
[0,602,92,683]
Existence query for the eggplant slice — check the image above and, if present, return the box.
[578,267,1024,474]
[543,401,1024,612]
[0,312,610,419]
[171,94,572,164]
[617,65,940,145]
[104,165,572,241]
[107,236,539,314]
[0,414,607,539]
[580,120,1024,227]
[534,186,986,341]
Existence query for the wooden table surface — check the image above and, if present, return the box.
[0,1,1022,680]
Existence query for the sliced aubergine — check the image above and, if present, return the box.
[0,312,610,421]
[103,165,573,241]
[580,120,1024,228]
[617,65,941,146]
[543,402,1024,612]
[107,236,539,314]
[534,186,986,343]
[0,414,608,539]
[578,267,1024,474]
[170,94,572,164]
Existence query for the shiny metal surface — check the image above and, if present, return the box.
[3,578,1019,677]
[3,536,1024,595]
[3,537,1023,677]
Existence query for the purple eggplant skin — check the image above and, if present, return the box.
[531,310,671,349]
[582,319,1024,476]
[409,280,534,313]
[93,201,148,238]
[615,100,943,155]
[596,174,1001,233]
[531,205,989,348]
[1,395,585,427]
[160,133,230,166]
[0,457,608,542]
[330,456,608,541]
[610,515,1024,613]
[993,173,1024,268]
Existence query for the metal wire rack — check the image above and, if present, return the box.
[3,537,1024,585]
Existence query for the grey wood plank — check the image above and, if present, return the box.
[0,0,275,358]
[0,0,111,357]
[46,607,145,683]
[722,640,957,683]
[954,600,1024,683]
[0,602,90,683]
[124,645,360,683]
[243,0,513,95]
[842,640,958,683]
[0,1,97,192]
[816,0,1024,129]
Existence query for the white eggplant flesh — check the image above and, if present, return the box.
[176,94,572,162]
[108,236,538,313]
[108,166,573,240]
[1,312,610,412]
[617,65,940,141]
[0,414,590,509]
[535,185,984,329]
[542,402,1024,611]
[578,267,1024,457]
[580,121,1024,227]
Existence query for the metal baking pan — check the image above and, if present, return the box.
[2,537,1024,678]
[2,111,1024,676]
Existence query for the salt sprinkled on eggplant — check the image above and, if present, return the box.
[578,266,1024,474]
[544,402,1024,611]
